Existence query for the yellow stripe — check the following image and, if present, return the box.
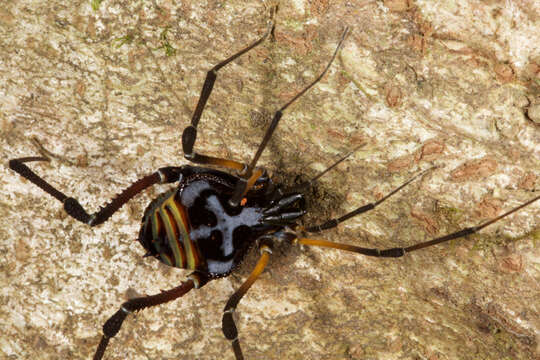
[151,212,160,243]
[163,196,200,269]
[177,204,200,268]
[160,253,173,266]
[159,202,186,268]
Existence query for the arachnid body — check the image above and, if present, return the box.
[5,3,540,360]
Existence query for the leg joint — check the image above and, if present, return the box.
[259,245,273,255]
[380,247,405,257]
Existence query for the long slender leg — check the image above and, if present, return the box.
[229,28,350,207]
[9,156,184,226]
[289,145,364,193]
[222,243,273,360]
[93,272,210,360]
[269,145,364,202]
[306,167,434,232]
[181,17,275,172]
[296,195,539,257]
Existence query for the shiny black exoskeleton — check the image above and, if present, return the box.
[137,165,305,276]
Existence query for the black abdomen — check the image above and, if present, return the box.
[138,171,269,276]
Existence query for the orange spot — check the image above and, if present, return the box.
[240,198,247,206]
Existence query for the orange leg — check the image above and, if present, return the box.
[296,194,540,257]
[222,243,272,360]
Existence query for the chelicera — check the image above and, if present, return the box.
[8,11,539,360]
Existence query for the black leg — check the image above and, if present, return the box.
[222,243,272,360]
[9,156,184,226]
[296,194,540,257]
[271,145,364,201]
[181,14,275,172]
[93,272,210,360]
[228,27,350,207]
[262,193,306,225]
[306,167,434,232]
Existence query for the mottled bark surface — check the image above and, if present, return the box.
[1,1,539,359]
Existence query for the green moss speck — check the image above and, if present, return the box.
[91,0,103,11]
[113,34,134,48]
[437,205,463,224]
[155,27,176,56]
